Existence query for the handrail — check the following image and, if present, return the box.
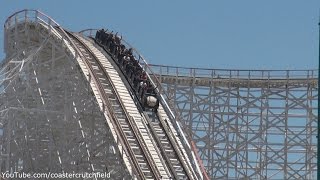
[80,28,206,179]
[147,63,318,72]
[5,9,61,30]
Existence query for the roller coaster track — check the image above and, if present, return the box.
[82,29,208,179]
[90,35,200,179]
[65,31,161,179]
[65,31,205,179]
[67,31,199,179]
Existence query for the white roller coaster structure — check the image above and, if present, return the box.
[0,9,318,180]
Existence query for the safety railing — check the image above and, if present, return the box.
[4,9,61,36]
[148,64,318,80]
[3,10,85,74]
[3,10,55,65]
[3,9,83,69]
[80,28,206,179]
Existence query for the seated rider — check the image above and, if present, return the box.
[95,28,104,42]
[141,71,147,82]
[133,69,142,89]
[95,29,100,40]
[146,80,154,94]
[138,72,147,93]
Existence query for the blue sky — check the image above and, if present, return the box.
[0,0,319,69]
